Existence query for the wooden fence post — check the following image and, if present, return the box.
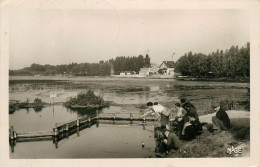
[96,114,99,127]
[54,123,58,137]
[55,137,58,149]
[77,127,80,137]
[130,113,133,124]
[113,114,116,124]
[10,126,14,140]
[10,140,15,153]
[53,128,55,139]
[77,118,80,127]
[65,124,69,138]
[88,118,91,127]
[143,115,146,130]
[65,124,69,131]
[14,131,17,140]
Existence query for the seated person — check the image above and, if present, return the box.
[154,128,167,155]
[163,130,181,153]
[175,103,187,122]
[181,99,199,121]
[173,103,187,136]
[180,122,196,140]
[211,102,231,134]
[180,99,202,139]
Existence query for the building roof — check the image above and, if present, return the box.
[159,61,175,68]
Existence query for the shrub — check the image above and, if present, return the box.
[219,97,234,110]
[231,126,250,140]
[65,90,108,108]
[34,98,43,104]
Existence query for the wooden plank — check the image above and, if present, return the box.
[16,136,53,142]
[98,117,156,121]
[17,132,53,138]
[79,116,89,122]
[68,120,77,127]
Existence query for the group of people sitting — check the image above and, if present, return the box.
[142,98,231,155]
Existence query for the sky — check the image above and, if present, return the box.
[9,3,249,70]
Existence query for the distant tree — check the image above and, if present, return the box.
[175,42,250,78]
[144,54,151,67]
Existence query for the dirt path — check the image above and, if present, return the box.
[199,110,250,125]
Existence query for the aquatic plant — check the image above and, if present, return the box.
[64,90,109,109]
[219,97,234,110]
[34,98,43,104]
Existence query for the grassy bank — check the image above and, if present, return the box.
[147,113,250,158]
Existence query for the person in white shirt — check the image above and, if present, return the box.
[174,103,187,136]
[175,103,187,122]
[142,102,170,129]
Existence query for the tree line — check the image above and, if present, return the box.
[9,54,151,76]
[9,42,250,78]
[109,54,151,75]
[9,62,112,76]
[175,42,250,78]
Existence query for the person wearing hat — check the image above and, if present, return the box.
[180,98,199,121]
[211,101,231,134]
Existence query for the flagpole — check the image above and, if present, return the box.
[172,53,175,61]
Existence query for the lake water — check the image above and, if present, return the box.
[9,76,249,158]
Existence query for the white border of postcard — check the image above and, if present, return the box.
[0,0,259,167]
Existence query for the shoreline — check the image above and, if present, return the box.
[9,75,250,83]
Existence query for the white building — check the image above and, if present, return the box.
[159,61,175,76]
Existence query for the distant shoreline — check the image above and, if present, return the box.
[9,75,250,83]
[177,77,250,83]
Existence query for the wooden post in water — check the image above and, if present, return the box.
[113,113,116,124]
[96,112,99,127]
[143,115,146,130]
[54,123,58,137]
[96,120,99,127]
[10,140,15,153]
[77,127,80,137]
[77,118,80,127]
[53,128,55,140]
[65,124,69,131]
[65,124,69,138]
[53,123,59,148]
[130,113,133,124]
[88,118,91,127]
[14,131,17,140]
[10,126,14,140]
[55,137,58,149]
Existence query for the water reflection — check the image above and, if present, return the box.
[68,107,104,117]
[10,117,99,152]
[33,106,43,112]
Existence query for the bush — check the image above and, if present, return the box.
[218,97,234,110]
[34,98,43,104]
[65,90,108,108]
[231,126,250,140]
